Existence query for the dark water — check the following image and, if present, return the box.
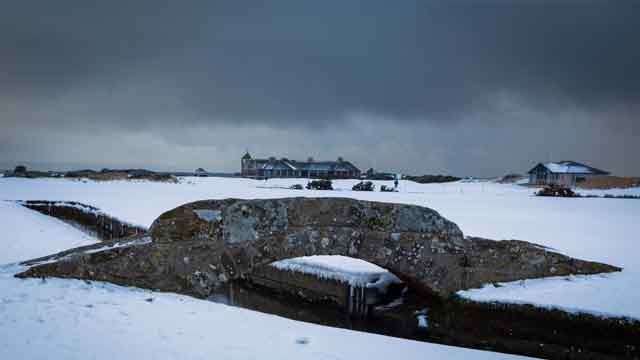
[208,281,424,340]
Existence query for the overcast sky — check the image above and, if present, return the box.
[1,1,638,176]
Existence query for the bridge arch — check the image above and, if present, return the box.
[149,197,469,296]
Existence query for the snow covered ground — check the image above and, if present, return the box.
[0,201,96,264]
[0,176,638,319]
[0,182,528,359]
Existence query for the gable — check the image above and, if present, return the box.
[527,163,549,175]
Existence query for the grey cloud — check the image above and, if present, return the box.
[0,1,639,175]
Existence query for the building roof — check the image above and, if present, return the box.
[262,160,295,171]
[251,156,359,172]
[242,151,252,160]
[528,161,609,175]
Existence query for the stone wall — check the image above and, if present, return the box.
[20,200,147,240]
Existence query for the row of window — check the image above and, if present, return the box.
[262,170,357,177]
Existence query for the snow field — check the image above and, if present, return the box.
[1,176,639,318]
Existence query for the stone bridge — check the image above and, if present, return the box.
[17,197,620,297]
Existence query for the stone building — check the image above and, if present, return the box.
[241,152,360,179]
[527,160,609,187]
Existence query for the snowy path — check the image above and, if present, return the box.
[0,192,527,359]
[1,176,639,319]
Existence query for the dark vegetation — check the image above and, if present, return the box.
[537,185,640,200]
[577,176,640,189]
[602,194,640,199]
[5,165,60,179]
[66,168,176,181]
[365,172,396,181]
[497,173,525,183]
[4,166,176,182]
[364,168,459,184]
[14,165,27,174]
[403,174,460,184]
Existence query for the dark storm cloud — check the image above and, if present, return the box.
[1,1,639,175]
[2,1,639,122]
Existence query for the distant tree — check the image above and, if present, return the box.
[14,165,27,174]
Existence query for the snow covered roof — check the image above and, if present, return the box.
[253,157,360,172]
[261,161,295,171]
[528,161,609,175]
[294,160,358,172]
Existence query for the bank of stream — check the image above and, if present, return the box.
[210,278,639,360]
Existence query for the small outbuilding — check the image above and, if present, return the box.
[527,161,609,187]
